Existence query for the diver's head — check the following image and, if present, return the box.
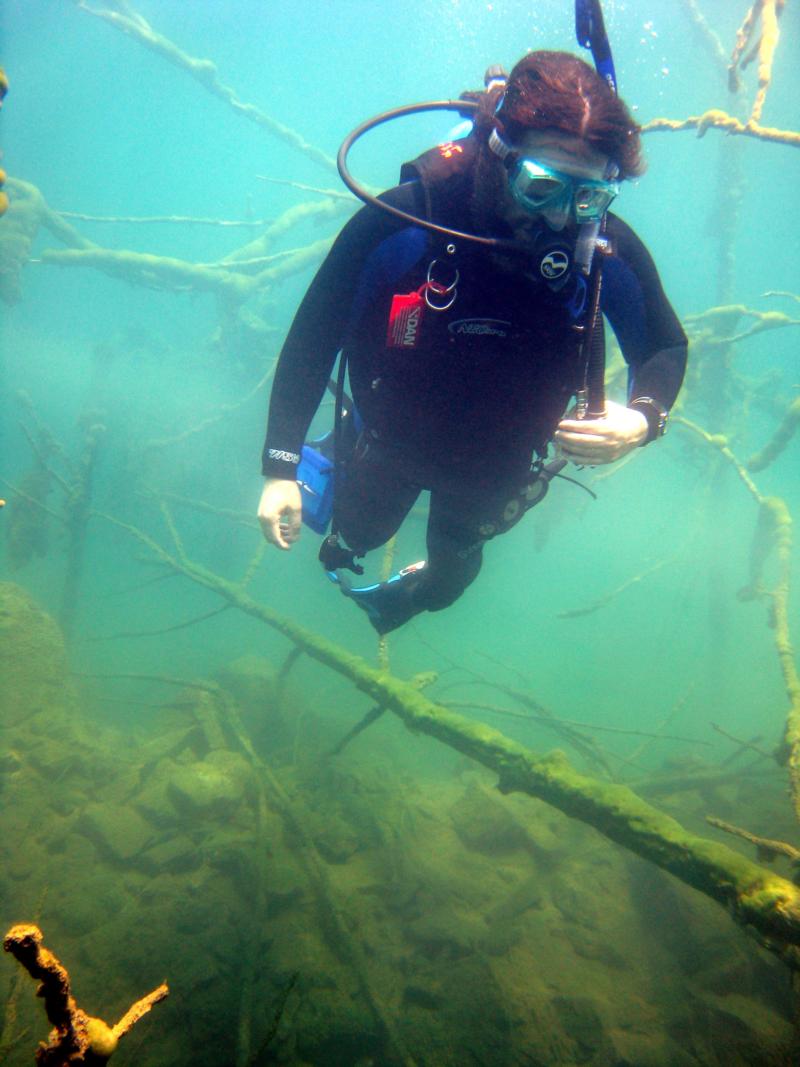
[472,50,643,239]
[494,128,616,234]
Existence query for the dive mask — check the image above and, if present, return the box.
[509,158,618,222]
[488,128,618,224]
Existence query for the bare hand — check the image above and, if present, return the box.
[257,478,302,549]
[554,400,649,466]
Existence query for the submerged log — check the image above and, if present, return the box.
[102,514,800,969]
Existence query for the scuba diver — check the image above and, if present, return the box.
[257,44,687,635]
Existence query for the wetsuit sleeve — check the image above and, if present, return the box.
[261,184,421,479]
[601,215,688,429]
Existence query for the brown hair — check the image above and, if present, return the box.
[476,50,644,180]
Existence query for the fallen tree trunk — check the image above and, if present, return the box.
[104,513,800,969]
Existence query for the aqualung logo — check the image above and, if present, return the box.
[448,319,510,337]
[539,250,570,280]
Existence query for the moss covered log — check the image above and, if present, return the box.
[103,515,800,968]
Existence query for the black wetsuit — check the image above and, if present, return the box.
[262,146,687,612]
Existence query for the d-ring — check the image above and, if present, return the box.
[425,259,459,311]
[426,259,459,292]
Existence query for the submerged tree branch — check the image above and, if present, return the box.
[707,815,800,866]
[73,1,338,173]
[95,511,800,968]
[748,397,800,472]
[643,110,800,147]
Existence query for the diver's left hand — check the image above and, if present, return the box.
[554,400,648,466]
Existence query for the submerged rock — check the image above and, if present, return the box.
[0,581,75,728]
[167,749,251,820]
[450,783,528,855]
[79,801,155,863]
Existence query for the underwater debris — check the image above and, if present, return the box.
[728,0,785,120]
[0,181,42,304]
[92,511,800,968]
[642,107,800,147]
[644,1,798,147]
[246,972,299,1066]
[748,397,800,472]
[683,303,800,346]
[680,0,730,72]
[330,671,438,756]
[0,178,96,305]
[1,468,55,570]
[2,923,168,1065]
[707,815,800,872]
[556,557,672,619]
[74,1,337,173]
[673,421,800,821]
[0,396,107,640]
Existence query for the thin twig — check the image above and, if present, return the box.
[255,176,354,201]
[87,604,231,641]
[706,815,800,863]
[439,701,710,744]
[711,721,777,761]
[557,558,671,619]
[71,671,218,692]
[619,681,698,770]
[143,363,275,452]
[55,211,273,227]
[75,0,338,173]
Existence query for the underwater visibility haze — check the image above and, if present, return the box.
[1,1,800,1064]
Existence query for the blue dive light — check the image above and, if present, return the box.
[297,444,335,534]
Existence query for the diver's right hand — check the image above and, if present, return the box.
[258,478,302,550]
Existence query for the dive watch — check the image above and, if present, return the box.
[628,396,668,444]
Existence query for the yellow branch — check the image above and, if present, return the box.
[750,0,783,122]
[748,398,800,472]
[95,511,800,966]
[643,110,800,148]
[674,420,800,819]
[729,0,763,90]
[38,238,333,297]
[672,417,763,502]
[74,1,337,173]
[679,0,730,73]
[762,498,800,820]
[727,0,786,121]
[3,924,167,1063]
[707,815,800,864]
[39,247,254,297]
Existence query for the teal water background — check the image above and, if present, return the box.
[1,0,799,831]
[1,4,800,1062]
